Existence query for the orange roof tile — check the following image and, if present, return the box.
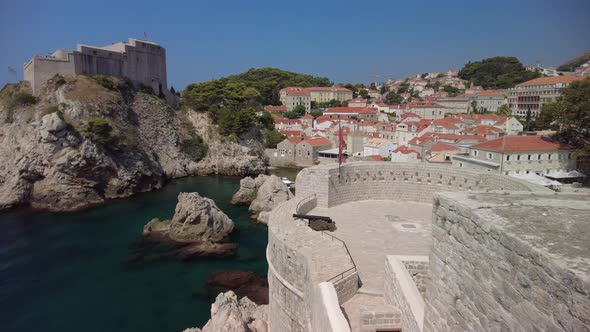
[304,137,332,147]
[471,135,573,152]
[517,76,580,86]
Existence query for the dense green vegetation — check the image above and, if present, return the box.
[82,118,117,148]
[496,104,512,116]
[385,91,403,105]
[181,68,331,135]
[458,56,541,89]
[93,75,116,90]
[557,50,590,72]
[538,77,590,156]
[262,128,286,148]
[179,135,208,161]
[283,104,307,119]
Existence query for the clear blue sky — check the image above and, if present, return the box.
[1,0,589,90]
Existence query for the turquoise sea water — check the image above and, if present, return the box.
[0,173,298,332]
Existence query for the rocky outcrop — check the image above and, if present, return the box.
[142,192,236,257]
[0,76,266,212]
[248,175,293,224]
[188,112,266,177]
[207,270,269,305]
[184,291,268,332]
[230,175,269,205]
[230,174,293,224]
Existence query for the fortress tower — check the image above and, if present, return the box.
[24,38,169,98]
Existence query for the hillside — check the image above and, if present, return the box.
[0,75,265,212]
[557,50,590,72]
[458,56,541,89]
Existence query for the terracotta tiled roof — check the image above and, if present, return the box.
[369,155,383,161]
[517,76,580,86]
[286,137,303,144]
[301,113,314,119]
[325,107,377,114]
[400,112,420,119]
[470,135,573,152]
[428,142,458,153]
[280,130,302,137]
[463,125,502,135]
[393,145,420,155]
[304,137,332,147]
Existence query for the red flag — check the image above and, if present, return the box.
[144,32,148,39]
[338,117,344,166]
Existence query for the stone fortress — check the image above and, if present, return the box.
[23,38,171,101]
[267,162,589,331]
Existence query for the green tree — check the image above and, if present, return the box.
[470,100,478,114]
[442,85,461,96]
[397,83,410,93]
[262,128,286,148]
[538,77,590,156]
[525,109,533,131]
[179,135,208,161]
[310,110,323,119]
[458,56,541,89]
[358,89,370,100]
[496,104,512,116]
[369,82,377,91]
[385,92,403,105]
[258,111,275,130]
[283,104,307,119]
[379,85,389,95]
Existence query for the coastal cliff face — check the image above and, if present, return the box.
[0,76,265,212]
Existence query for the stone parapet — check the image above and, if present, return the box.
[425,191,590,331]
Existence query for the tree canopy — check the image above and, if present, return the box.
[458,56,541,89]
[385,91,403,105]
[181,68,331,135]
[538,78,590,156]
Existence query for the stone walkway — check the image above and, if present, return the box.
[311,200,432,294]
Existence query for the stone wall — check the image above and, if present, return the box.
[384,256,425,332]
[424,191,590,331]
[296,162,548,209]
[267,197,358,332]
[399,256,429,298]
[310,282,351,332]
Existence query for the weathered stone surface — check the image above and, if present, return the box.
[230,175,268,205]
[0,77,266,212]
[249,175,293,224]
[141,192,236,257]
[184,291,268,332]
[424,191,590,332]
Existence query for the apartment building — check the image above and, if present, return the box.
[507,76,580,118]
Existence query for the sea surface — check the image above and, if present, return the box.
[0,170,299,332]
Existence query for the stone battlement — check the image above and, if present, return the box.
[267,162,551,332]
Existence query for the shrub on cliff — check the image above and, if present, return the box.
[179,135,208,161]
[82,118,116,146]
[93,75,115,90]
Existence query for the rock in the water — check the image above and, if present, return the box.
[168,192,234,242]
[230,175,268,205]
[141,192,235,257]
[207,270,269,305]
[248,175,293,224]
[185,291,268,332]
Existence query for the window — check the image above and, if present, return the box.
[487,152,494,160]
[548,154,552,160]
[473,150,478,157]
[526,170,530,174]
[506,155,511,161]
[459,163,463,168]
[537,154,542,160]
[517,155,521,161]
[527,154,532,160]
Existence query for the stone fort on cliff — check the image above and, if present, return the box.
[23,38,169,99]
[267,162,589,332]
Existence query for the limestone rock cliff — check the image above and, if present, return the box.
[184,291,268,332]
[0,76,265,211]
[231,174,293,224]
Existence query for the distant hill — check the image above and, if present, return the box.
[458,56,541,89]
[557,50,590,72]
